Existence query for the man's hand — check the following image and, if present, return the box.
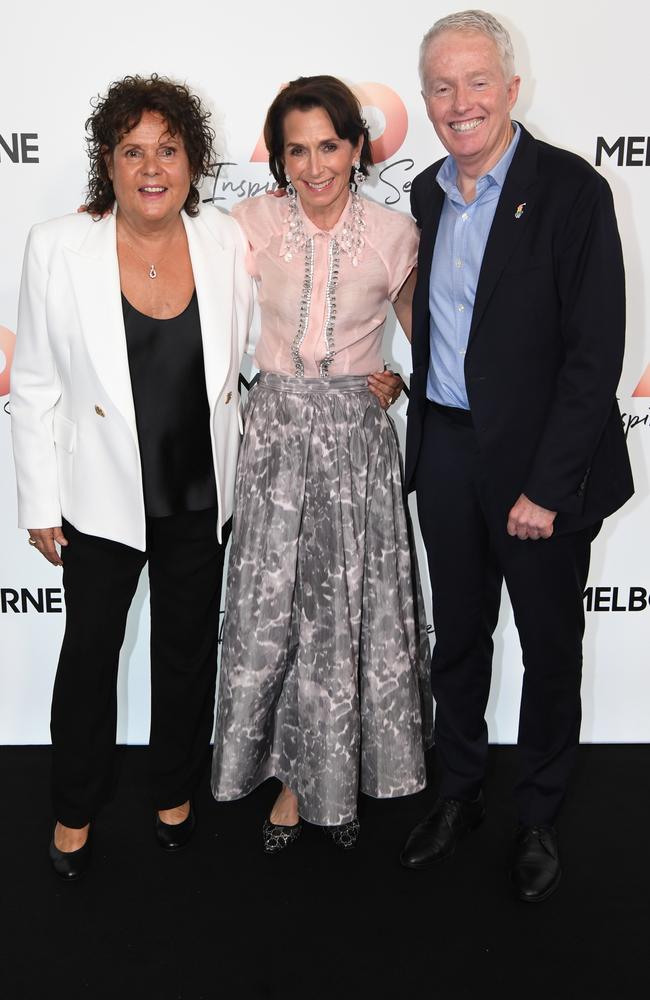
[368,370,404,410]
[507,494,557,541]
[27,527,68,566]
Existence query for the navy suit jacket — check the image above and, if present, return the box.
[405,123,634,534]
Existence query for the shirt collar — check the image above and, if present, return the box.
[279,190,357,261]
[437,120,521,201]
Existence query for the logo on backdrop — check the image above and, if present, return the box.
[0,325,16,397]
[203,82,413,208]
[1,588,63,613]
[0,132,39,163]
[249,82,408,166]
[584,587,650,612]
[595,136,650,167]
[632,366,650,398]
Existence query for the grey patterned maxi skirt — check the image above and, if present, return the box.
[211,373,433,826]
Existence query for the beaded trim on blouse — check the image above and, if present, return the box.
[282,192,366,377]
[290,237,315,378]
[319,240,340,377]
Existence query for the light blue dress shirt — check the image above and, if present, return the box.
[427,123,521,409]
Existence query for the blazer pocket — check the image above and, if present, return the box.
[504,254,544,277]
[53,412,77,453]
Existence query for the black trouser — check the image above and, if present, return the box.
[51,508,229,828]
[415,403,599,826]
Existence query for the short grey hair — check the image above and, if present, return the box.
[419,9,516,90]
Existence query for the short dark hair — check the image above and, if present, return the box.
[263,75,373,188]
[85,74,216,217]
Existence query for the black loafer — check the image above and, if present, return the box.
[49,834,91,880]
[400,792,485,869]
[511,825,561,903]
[155,804,196,851]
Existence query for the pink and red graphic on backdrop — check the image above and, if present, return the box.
[632,364,650,397]
[0,326,16,396]
[250,82,409,164]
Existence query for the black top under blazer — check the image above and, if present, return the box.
[405,123,634,535]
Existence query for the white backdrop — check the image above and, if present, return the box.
[1,0,648,744]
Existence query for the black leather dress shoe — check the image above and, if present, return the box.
[49,834,91,880]
[400,792,486,869]
[511,825,561,902]
[155,804,196,851]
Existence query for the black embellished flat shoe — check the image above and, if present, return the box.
[155,804,196,851]
[262,818,302,854]
[49,833,91,881]
[324,818,360,850]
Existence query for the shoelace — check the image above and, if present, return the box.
[519,825,557,857]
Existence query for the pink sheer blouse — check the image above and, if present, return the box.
[231,192,418,377]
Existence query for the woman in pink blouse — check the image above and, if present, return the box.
[212,76,432,852]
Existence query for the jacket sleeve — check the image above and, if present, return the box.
[410,176,424,230]
[10,225,63,528]
[523,175,626,513]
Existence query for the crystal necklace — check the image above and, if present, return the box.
[282,190,366,266]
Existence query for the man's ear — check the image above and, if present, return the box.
[507,75,521,112]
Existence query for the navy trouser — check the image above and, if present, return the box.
[416,403,599,826]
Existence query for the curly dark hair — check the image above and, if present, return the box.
[85,74,216,217]
[263,75,373,189]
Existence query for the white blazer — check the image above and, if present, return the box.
[11,206,254,550]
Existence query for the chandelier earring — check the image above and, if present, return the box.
[285,174,297,199]
[352,160,365,187]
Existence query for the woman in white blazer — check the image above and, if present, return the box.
[10,75,254,879]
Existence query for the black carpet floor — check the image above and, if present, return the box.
[1,745,648,1000]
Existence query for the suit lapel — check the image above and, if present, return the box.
[469,125,539,341]
[64,212,139,443]
[182,211,233,411]
[413,173,445,362]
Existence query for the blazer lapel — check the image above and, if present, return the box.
[413,174,445,363]
[182,211,234,411]
[469,124,539,340]
[63,212,139,443]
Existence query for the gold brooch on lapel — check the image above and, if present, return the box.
[95,405,106,417]
[514,203,527,219]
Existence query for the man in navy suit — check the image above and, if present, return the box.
[400,10,633,901]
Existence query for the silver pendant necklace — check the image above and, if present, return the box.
[119,232,174,278]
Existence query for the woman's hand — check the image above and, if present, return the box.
[368,369,404,410]
[27,527,68,567]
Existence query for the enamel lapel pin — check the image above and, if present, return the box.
[515,202,527,219]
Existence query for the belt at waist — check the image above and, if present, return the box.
[259,372,370,394]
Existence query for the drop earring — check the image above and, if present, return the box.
[352,161,365,187]
[285,174,296,199]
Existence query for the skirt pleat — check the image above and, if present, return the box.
[212,373,433,826]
